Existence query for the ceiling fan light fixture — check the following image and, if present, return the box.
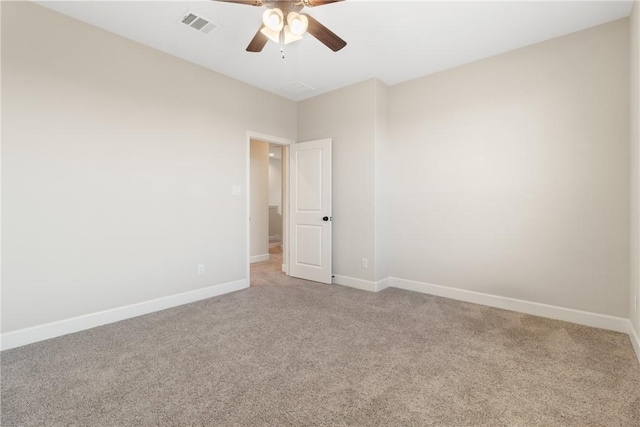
[287,12,308,36]
[262,8,284,32]
[216,0,346,54]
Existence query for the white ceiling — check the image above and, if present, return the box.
[36,0,634,101]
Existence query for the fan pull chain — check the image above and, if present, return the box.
[279,29,285,59]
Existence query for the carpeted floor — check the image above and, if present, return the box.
[2,246,639,426]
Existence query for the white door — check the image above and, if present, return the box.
[289,139,332,284]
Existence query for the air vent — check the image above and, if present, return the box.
[280,81,315,96]
[179,11,217,34]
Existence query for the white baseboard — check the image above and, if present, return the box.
[332,275,391,293]
[628,321,640,363]
[376,277,391,292]
[333,275,377,292]
[389,277,629,334]
[0,279,248,351]
[250,254,270,264]
[4,273,637,364]
[282,264,288,274]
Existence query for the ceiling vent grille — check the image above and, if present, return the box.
[179,11,218,34]
[281,81,315,96]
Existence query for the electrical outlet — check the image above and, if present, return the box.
[361,258,368,269]
[197,264,205,275]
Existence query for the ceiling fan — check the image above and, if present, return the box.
[214,0,347,55]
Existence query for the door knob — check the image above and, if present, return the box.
[322,216,329,222]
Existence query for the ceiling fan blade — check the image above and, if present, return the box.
[305,15,346,52]
[213,0,263,6]
[246,26,269,52]
[304,0,344,6]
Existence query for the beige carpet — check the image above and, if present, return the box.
[2,248,639,426]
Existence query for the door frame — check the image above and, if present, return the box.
[246,131,294,285]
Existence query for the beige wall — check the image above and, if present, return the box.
[388,19,630,317]
[631,1,640,335]
[268,156,282,213]
[374,80,390,282]
[298,80,378,282]
[250,140,269,259]
[2,1,637,338]
[297,79,389,284]
[1,2,296,333]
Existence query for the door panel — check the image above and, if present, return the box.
[289,139,332,284]
[296,148,323,211]
[295,225,322,266]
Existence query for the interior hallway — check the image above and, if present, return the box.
[250,244,294,287]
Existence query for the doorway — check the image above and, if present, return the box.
[268,144,283,247]
[246,131,293,286]
[246,133,333,286]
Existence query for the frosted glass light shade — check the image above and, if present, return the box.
[262,8,284,32]
[287,12,308,36]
